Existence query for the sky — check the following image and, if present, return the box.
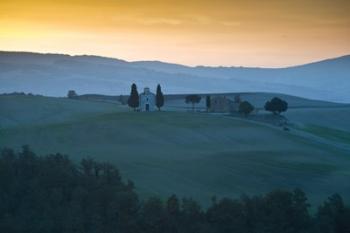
[0,0,350,67]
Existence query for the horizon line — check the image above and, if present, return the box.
[1,49,349,69]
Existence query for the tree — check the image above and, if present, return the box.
[316,194,350,233]
[140,197,165,233]
[239,101,254,117]
[167,195,180,216]
[181,198,205,233]
[292,189,312,232]
[259,190,312,233]
[165,195,180,233]
[128,83,139,111]
[264,97,288,115]
[185,95,201,111]
[67,90,77,99]
[234,94,241,103]
[206,95,211,112]
[206,198,247,233]
[156,84,164,111]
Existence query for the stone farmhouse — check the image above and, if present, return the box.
[210,95,240,113]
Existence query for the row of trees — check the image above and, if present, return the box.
[238,97,289,116]
[1,146,349,233]
[185,95,288,116]
[128,84,164,111]
[67,88,287,115]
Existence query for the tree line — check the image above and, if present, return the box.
[187,94,288,116]
[0,146,349,233]
[67,86,288,116]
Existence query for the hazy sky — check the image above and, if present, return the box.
[1,0,350,67]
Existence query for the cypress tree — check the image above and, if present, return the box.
[206,95,211,112]
[128,83,139,111]
[156,84,164,111]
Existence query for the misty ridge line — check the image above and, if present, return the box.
[1,50,350,69]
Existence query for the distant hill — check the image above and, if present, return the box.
[0,51,349,102]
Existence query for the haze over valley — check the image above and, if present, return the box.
[1,51,349,103]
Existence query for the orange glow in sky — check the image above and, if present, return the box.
[1,0,350,67]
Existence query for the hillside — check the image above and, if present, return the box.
[1,95,350,206]
[0,94,126,128]
[1,51,350,102]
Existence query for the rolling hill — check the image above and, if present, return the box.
[1,51,350,103]
[1,94,349,206]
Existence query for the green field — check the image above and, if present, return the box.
[1,95,350,206]
[286,107,350,131]
[300,125,350,144]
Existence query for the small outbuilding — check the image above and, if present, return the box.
[139,87,155,111]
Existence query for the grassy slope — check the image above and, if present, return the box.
[0,95,350,206]
[0,95,126,128]
[286,107,350,131]
[165,92,350,146]
[301,125,350,144]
